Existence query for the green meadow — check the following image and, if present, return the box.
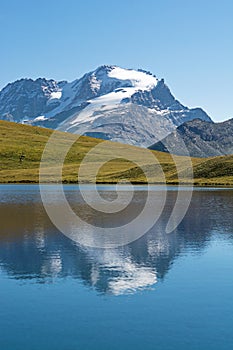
[0,120,232,186]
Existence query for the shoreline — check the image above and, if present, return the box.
[0,181,233,188]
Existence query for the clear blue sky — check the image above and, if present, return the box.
[0,0,232,121]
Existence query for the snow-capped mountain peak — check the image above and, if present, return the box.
[0,65,212,147]
[76,65,158,97]
[87,65,158,97]
[61,67,159,129]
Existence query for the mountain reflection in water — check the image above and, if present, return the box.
[0,185,233,295]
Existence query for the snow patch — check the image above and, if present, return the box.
[34,115,47,121]
[49,91,62,100]
[90,74,101,91]
[108,66,158,90]
[69,89,130,126]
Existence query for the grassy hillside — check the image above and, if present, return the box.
[0,120,232,186]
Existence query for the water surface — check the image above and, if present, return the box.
[0,185,233,350]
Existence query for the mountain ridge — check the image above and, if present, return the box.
[149,118,233,157]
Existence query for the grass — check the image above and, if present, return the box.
[0,120,233,186]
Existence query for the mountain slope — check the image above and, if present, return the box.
[0,120,185,184]
[149,118,233,157]
[0,65,212,147]
[0,120,233,185]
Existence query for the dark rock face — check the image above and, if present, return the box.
[149,118,233,157]
[124,79,181,110]
[123,79,211,126]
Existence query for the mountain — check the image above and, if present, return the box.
[0,65,212,147]
[149,118,233,157]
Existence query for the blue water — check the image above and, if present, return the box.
[0,185,233,350]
